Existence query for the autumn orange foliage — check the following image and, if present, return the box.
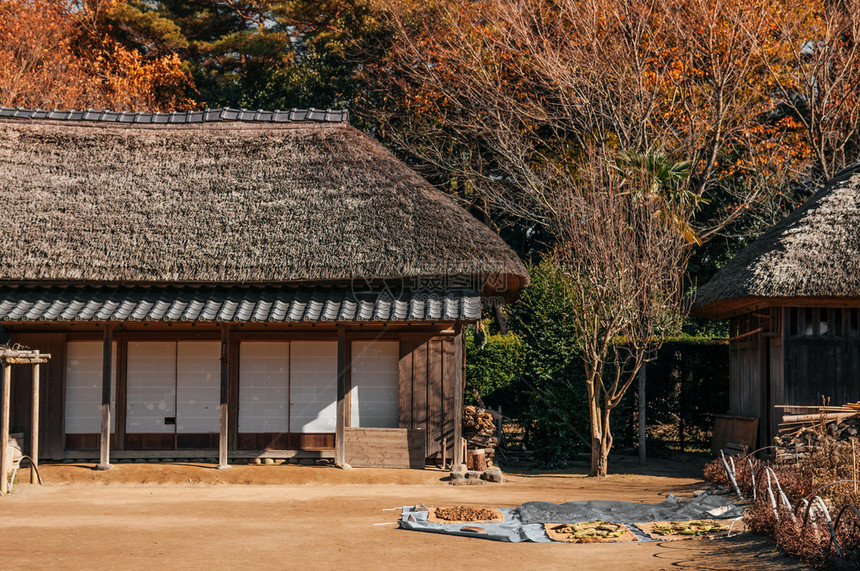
[374,0,860,236]
[0,0,193,111]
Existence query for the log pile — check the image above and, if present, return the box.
[462,405,500,472]
[464,405,495,435]
[463,405,498,449]
[774,403,860,462]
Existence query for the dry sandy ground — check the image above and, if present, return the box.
[1,457,808,571]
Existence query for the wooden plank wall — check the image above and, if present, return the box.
[727,311,772,449]
[768,337,784,442]
[727,305,860,447]
[9,333,67,459]
[728,340,762,418]
[784,307,860,408]
[343,427,424,469]
[398,332,462,461]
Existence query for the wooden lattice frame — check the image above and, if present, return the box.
[1,347,50,496]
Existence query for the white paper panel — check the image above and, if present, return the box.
[176,341,220,434]
[289,341,337,433]
[126,341,176,434]
[350,341,399,428]
[64,341,117,434]
[239,342,290,433]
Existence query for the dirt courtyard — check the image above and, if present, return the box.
[1,457,807,570]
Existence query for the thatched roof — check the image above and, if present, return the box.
[0,111,527,296]
[693,167,860,318]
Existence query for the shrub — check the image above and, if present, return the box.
[507,259,590,467]
[465,329,524,416]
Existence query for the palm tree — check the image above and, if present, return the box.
[615,149,705,245]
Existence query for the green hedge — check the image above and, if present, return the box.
[465,331,524,413]
[465,259,730,467]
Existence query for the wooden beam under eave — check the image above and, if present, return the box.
[97,324,113,470]
[218,324,230,469]
[692,295,860,321]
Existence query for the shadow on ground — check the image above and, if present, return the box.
[501,452,711,480]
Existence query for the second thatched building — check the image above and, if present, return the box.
[693,165,860,447]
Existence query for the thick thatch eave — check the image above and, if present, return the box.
[693,168,860,318]
[0,116,527,296]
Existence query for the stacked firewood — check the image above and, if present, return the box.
[774,403,860,462]
[463,405,496,436]
[462,405,499,471]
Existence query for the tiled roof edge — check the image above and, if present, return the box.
[0,106,349,124]
[0,285,481,323]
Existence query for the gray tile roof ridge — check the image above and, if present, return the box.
[0,106,349,125]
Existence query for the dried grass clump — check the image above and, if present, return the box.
[703,458,729,486]
[705,429,860,569]
[744,501,860,570]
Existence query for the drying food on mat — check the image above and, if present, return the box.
[544,521,638,543]
[427,506,505,524]
[636,520,730,541]
[399,496,743,543]
[519,494,743,525]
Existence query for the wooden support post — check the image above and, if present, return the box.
[97,325,113,470]
[452,329,464,467]
[335,325,348,468]
[30,358,40,483]
[218,325,230,469]
[1,363,10,495]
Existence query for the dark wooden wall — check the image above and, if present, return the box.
[727,309,782,448]
[728,313,766,416]
[768,336,784,442]
[783,307,860,408]
[9,333,67,459]
[398,331,462,461]
[728,305,860,447]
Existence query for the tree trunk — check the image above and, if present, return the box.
[590,409,612,477]
[588,378,604,477]
[588,379,615,477]
[595,409,613,477]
